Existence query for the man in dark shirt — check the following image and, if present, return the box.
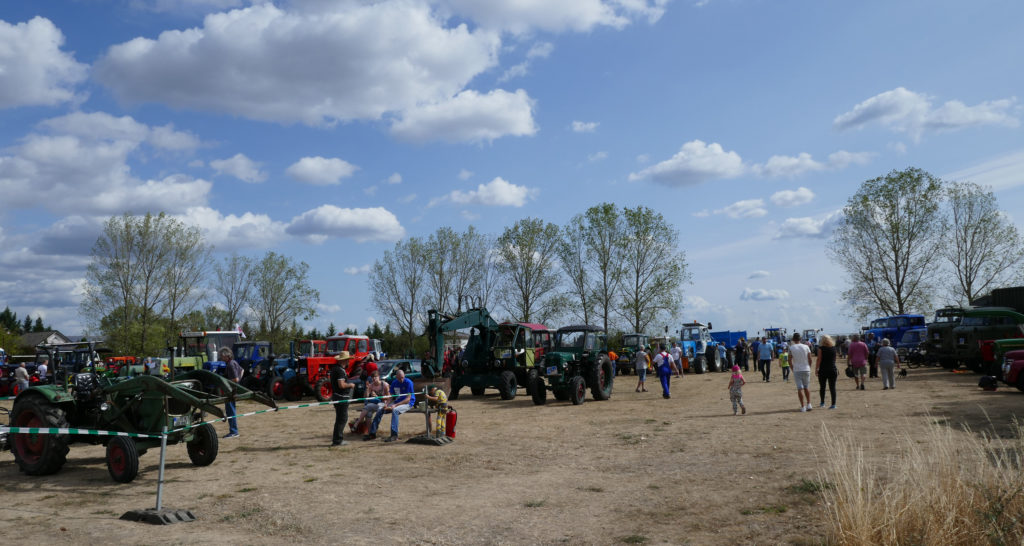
[330,351,356,447]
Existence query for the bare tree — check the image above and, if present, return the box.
[450,226,488,313]
[828,167,944,319]
[495,218,563,323]
[584,203,625,333]
[559,215,593,325]
[162,222,211,336]
[618,206,688,333]
[943,181,1024,304]
[212,253,256,328]
[248,251,319,346]
[369,237,428,350]
[423,227,458,315]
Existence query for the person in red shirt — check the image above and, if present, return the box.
[847,334,869,390]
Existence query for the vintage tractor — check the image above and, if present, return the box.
[616,333,649,375]
[326,334,377,371]
[427,308,522,401]
[7,358,275,483]
[680,322,720,373]
[530,325,614,405]
[159,330,242,375]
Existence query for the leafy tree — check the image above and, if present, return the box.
[559,215,593,325]
[161,222,211,338]
[942,181,1024,304]
[828,167,944,319]
[423,227,458,315]
[0,306,19,333]
[495,218,563,324]
[582,203,625,332]
[32,317,46,332]
[618,206,689,333]
[248,251,319,348]
[369,237,428,350]
[22,316,31,334]
[212,253,256,328]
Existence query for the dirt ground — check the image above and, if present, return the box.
[1,361,1022,545]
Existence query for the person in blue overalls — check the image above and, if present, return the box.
[655,344,681,399]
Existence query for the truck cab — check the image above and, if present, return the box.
[926,307,965,368]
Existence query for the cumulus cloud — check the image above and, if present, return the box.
[390,89,537,143]
[317,302,341,313]
[387,173,402,184]
[437,0,668,34]
[748,270,770,279]
[833,87,1019,140]
[753,150,873,177]
[714,199,766,219]
[458,169,473,180]
[572,120,599,133]
[40,111,200,152]
[343,264,373,275]
[210,153,266,183]
[770,187,815,207]
[815,284,836,293]
[429,177,538,207]
[285,205,405,243]
[95,3,502,127]
[740,287,790,301]
[588,151,608,162]
[173,206,287,250]
[684,295,712,313]
[775,210,844,239]
[286,156,359,185]
[0,17,88,108]
[629,140,745,186]
[498,41,554,82]
[827,150,873,169]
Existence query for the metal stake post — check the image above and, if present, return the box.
[155,424,168,511]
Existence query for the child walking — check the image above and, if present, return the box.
[728,365,746,415]
[779,349,790,382]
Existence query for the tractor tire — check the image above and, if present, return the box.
[284,378,304,401]
[268,377,286,400]
[569,376,586,405]
[106,436,140,483]
[530,372,547,405]
[692,356,707,374]
[241,374,260,391]
[708,347,722,372]
[617,359,630,375]
[10,394,69,476]
[314,377,333,402]
[471,386,486,396]
[187,423,219,467]
[553,388,569,401]
[589,356,614,401]
[498,371,517,400]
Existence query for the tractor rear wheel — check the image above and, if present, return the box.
[692,356,707,374]
[708,346,722,372]
[187,423,219,466]
[241,374,259,391]
[530,372,547,405]
[10,394,69,476]
[499,371,517,400]
[471,386,486,396]
[106,436,140,483]
[284,378,303,401]
[589,356,614,401]
[268,377,285,400]
[314,377,333,402]
[569,376,586,405]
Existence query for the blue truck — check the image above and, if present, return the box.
[865,314,926,344]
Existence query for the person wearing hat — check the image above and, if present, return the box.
[330,351,357,447]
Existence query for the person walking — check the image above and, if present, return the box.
[750,337,761,373]
[670,342,684,377]
[778,349,790,382]
[789,332,813,412]
[221,347,243,438]
[634,346,649,392]
[734,338,748,372]
[655,343,680,399]
[815,334,839,409]
[728,365,746,415]
[867,332,879,378]
[877,338,901,390]
[847,334,869,390]
[757,337,773,382]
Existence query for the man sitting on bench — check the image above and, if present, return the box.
[366,368,416,442]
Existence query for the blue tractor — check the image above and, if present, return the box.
[679,321,722,374]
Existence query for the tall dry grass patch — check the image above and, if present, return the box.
[820,420,1024,545]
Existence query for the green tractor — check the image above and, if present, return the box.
[7,342,275,483]
[428,308,520,401]
[530,325,615,405]
[616,333,649,375]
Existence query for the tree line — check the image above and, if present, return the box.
[829,167,1024,320]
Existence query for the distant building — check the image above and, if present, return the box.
[18,331,73,352]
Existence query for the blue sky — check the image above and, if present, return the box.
[1,0,1022,339]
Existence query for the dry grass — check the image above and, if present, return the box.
[821,420,1024,545]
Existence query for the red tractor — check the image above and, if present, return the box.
[283,340,338,402]
[325,334,377,376]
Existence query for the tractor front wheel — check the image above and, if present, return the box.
[692,356,707,374]
[284,378,304,401]
[314,377,333,402]
[268,377,285,400]
[499,370,517,400]
[187,423,219,466]
[106,436,140,483]
[10,394,69,476]
[530,372,547,405]
[569,376,586,405]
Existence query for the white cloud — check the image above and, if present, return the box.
[460,210,481,220]
[770,187,815,207]
[497,41,553,82]
[684,295,712,313]
[387,173,402,184]
[139,0,244,13]
[0,17,88,108]
[430,177,538,207]
[286,156,359,185]
[364,185,378,196]
[945,150,1024,192]
[748,270,770,279]
[827,150,873,169]
[317,302,341,313]
[210,153,266,183]
[740,288,790,301]
[400,193,418,203]
[775,209,844,239]
[458,169,473,180]
[754,152,824,178]
[438,0,667,34]
[692,209,711,218]
[833,87,1019,140]
[588,151,608,162]
[888,141,907,154]
[572,120,599,133]
[815,284,836,293]
[629,140,745,186]
[286,205,405,243]
[96,3,502,126]
[343,264,373,275]
[390,89,537,143]
[173,206,287,250]
[39,111,200,151]
[714,199,766,219]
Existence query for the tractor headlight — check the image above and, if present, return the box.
[100,402,110,412]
